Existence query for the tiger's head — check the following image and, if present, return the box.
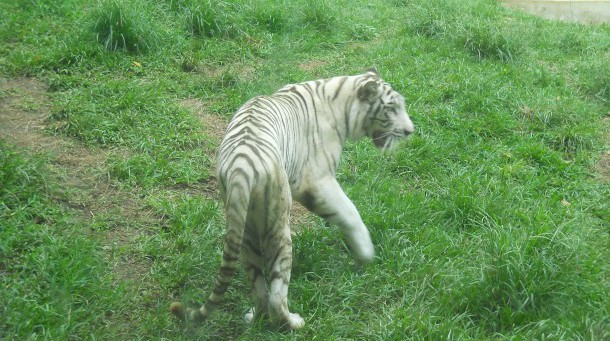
[357,69,414,152]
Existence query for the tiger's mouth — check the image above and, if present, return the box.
[372,131,389,149]
[372,129,412,151]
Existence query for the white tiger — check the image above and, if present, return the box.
[170,68,414,330]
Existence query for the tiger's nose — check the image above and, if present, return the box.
[403,119,415,136]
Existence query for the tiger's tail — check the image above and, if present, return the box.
[170,181,249,323]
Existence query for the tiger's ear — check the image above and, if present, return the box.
[358,80,380,102]
[365,67,380,77]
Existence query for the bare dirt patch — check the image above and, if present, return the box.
[299,60,328,72]
[598,150,610,182]
[1,78,56,150]
[180,98,229,145]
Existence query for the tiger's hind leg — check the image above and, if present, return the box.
[263,179,305,330]
[265,224,304,329]
[241,224,269,324]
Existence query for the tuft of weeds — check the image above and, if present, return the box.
[348,24,378,41]
[184,0,233,38]
[0,143,48,216]
[166,0,250,39]
[250,3,288,34]
[462,23,520,62]
[550,124,598,155]
[578,60,610,103]
[402,0,463,38]
[108,147,212,187]
[302,0,336,32]
[407,8,456,38]
[90,0,161,53]
[404,0,520,62]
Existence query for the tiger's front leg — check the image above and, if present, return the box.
[298,178,375,263]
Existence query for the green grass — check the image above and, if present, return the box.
[1,0,608,339]
[0,143,120,339]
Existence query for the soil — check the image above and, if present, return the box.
[597,114,610,183]
[299,60,328,72]
[598,149,610,182]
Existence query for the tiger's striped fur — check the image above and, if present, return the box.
[170,69,414,330]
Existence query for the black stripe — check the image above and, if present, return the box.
[223,253,239,262]
[220,266,235,276]
[300,190,317,211]
[332,76,348,100]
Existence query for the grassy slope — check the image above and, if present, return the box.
[1,0,608,339]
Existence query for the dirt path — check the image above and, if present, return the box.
[598,114,610,183]
[0,77,159,285]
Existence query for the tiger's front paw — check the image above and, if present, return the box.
[286,313,305,330]
[244,307,255,323]
[353,242,375,264]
